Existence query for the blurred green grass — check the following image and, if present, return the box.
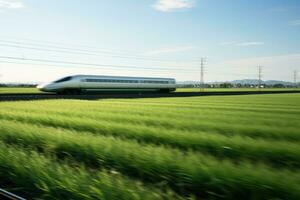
[0,94,300,199]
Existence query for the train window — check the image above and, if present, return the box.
[54,76,72,83]
[85,79,161,83]
[140,80,169,84]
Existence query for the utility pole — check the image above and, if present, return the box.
[258,65,262,91]
[200,57,205,92]
[294,70,297,89]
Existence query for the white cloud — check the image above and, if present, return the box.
[153,0,195,12]
[236,42,264,46]
[144,46,196,56]
[220,41,264,47]
[289,19,300,26]
[0,0,25,10]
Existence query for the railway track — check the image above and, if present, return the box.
[1,90,300,101]
[0,188,26,200]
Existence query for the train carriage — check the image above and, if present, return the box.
[37,75,176,94]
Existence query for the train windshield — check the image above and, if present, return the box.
[54,76,72,83]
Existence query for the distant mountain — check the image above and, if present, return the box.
[230,79,259,85]
[230,79,294,86]
[178,79,295,86]
[177,79,299,86]
[264,80,294,85]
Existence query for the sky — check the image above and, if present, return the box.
[0,0,299,83]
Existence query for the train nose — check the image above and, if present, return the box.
[37,84,43,89]
[37,83,49,91]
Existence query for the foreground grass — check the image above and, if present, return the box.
[0,120,299,200]
[1,113,299,168]
[0,142,174,200]
[0,93,300,199]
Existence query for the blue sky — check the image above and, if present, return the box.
[0,0,299,83]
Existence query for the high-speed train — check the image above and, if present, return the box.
[37,75,176,94]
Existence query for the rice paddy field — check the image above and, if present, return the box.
[0,93,300,199]
[0,87,42,94]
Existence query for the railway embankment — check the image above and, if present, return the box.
[1,90,300,101]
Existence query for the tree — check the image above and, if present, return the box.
[220,82,233,88]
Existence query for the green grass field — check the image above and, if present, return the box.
[0,94,300,199]
[0,87,42,94]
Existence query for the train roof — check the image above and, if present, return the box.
[72,75,175,81]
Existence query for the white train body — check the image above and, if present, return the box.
[37,75,176,93]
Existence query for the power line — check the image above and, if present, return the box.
[0,36,140,55]
[294,70,298,88]
[0,41,165,62]
[258,65,262,90]
[0,40,199,63]
[0,42,161,62]
[0,56,200,72]
[200,58,206,92]
[0,60,199,74]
